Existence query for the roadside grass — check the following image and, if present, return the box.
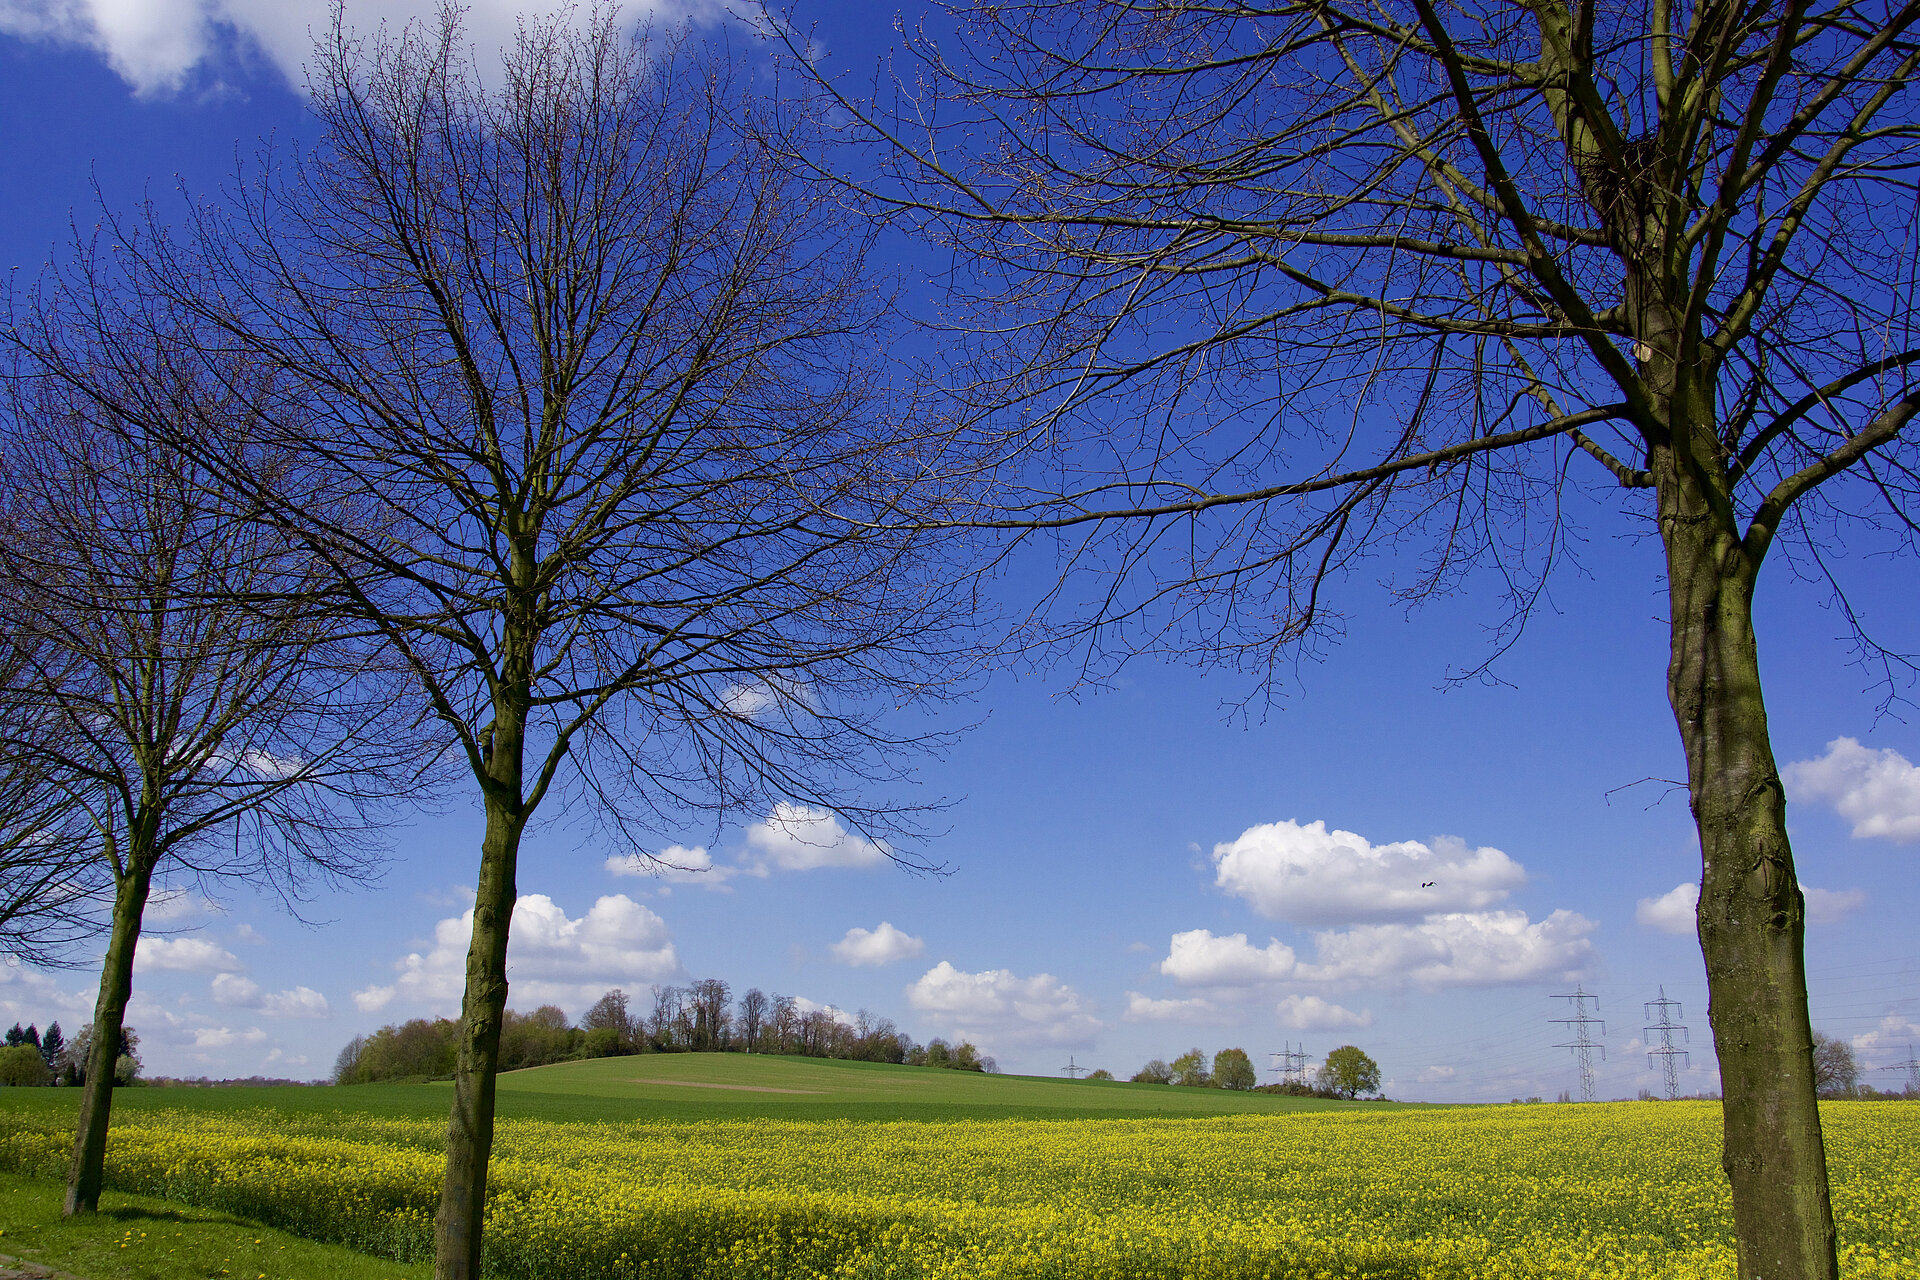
[0,1171,417,1280]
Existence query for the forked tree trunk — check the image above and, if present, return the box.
[64,856,152,1216]
[432,699,528,1280]
[1659,463,1837,1280]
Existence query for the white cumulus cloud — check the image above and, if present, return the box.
[209,973,261,1006]
[1211,819,1526,925]
[830,922,924,967]
[264,986,330,1018]
[1803,887,1867,926]
[1637,882,1699,935]
[0,0,696,98]
[1122,992,1223,1024]
[1274,994,1372,1030]
[1783,737,1920,842]
[210,974,330,1019]
[604,844,736,888]
[188,1025,268,1050]
[351,893,680,1015]
[744,804,889,873]
[907,961,1101,1048]
[1297,910,1597,989]
[1159,930,1296,987]
[1415,1065,1457,1084]
[1851,1014,1920,1064]
[134,936,241,973]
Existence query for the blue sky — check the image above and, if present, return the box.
[1,0,1916,1101]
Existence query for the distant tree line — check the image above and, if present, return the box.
[1127,1047,1260,1090]
[1126,1045,1385,1099]
[0,1020,140,1087]
[332,981,996,1084]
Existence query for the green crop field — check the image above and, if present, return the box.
[0,1053,1379,1128]
[2,1056,1916,1280]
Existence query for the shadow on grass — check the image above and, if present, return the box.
[100,1205,255,1228]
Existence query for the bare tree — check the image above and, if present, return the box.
[86,10,967,1278]
[0,349,418,1216]
[650,984,688,1052]
[770,993,800,1053]
[581,988,637,1051]
[739,986,768,1051]
[0,633,105,968]
[689,977,733,1051]
[779,1,1920,1275]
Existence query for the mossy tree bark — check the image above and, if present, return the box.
[432,645,533,1280]
[63,841,152,1216]
[1656,444,1835,1280]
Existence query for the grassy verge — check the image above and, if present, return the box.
[0,1172,419,1280]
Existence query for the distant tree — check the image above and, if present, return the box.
[56,1024,138,1089]
[855,1011,909,1064]
[581,990,637,1054]
[39,1023,63,1075]
[1170,1048,1211,1088]
[739,989,768,1053]
[333,1035,368,1085]
[0,1043,52,1086]
[1212,1048,1257,1092]
[499,1006,577,1071]
[769,996,800,1056]
[1318,1047,1382,1100]
[689,979,733,1053]
[950,1041,986,1073]
[923,1039,953,1068]
[4,1023,32,1048]
[1131,1059,1173,1085]
[338,1018,461,1083]
[649,987,687,1053]
[1812,1033,1859,1100]
[1085,1068,1113,1082]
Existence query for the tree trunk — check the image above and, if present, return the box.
[64,857,152,1216]
[432,707,527,1280]
[1660,472,1837,1280]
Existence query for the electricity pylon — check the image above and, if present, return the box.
[1553,987,1606,1103]
[1643,986,1689,1100]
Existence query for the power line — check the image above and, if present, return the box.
[1644,985,1690,1100]
[1060,1055,1084,1080]
[1553,986,1606,1103]
[1269,1042,1310,1086]
[1882,1044,1920,1096]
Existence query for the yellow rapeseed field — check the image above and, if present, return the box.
[0,1101,1914,1279]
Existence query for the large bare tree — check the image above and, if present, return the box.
[102,10,968,1277]
[0,348,419,1216]
[782,1,1920,1277]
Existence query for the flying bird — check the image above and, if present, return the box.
[1421,881,1436,888]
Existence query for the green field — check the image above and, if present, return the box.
[0,1052,1384,1127]
[1,1057,1915,1280]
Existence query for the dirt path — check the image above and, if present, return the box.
[624,1078,822,1094]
